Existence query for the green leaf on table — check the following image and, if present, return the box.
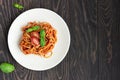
[13,3,24,10]
[0,62,15,73]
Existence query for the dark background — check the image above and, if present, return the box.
[0,0,120,80]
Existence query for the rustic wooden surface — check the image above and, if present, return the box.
[0,0,120,80]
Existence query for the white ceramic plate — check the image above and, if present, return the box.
[8,8,70,71]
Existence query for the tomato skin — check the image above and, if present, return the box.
[31,36,39,46]
[31,32,39,39]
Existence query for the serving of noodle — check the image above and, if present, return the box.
[19,21,57,58]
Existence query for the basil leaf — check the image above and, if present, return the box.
[40,30,46,47]
[13,3,24,10]
[0,62,15,73]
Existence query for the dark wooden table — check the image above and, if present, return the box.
[0,0,120,80]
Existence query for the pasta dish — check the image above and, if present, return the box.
[19,21,57,58]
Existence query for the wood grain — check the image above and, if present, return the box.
[0,0,120,80]
[98,0,120,80]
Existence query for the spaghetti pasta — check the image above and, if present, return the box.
[19,21,57,57]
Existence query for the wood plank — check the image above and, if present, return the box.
[68,0,98,80]
[98,0,120,80]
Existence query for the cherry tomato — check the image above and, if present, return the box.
[31,36,39,46]
[31,32,39,39]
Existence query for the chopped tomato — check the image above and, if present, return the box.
[31,36,39,46]
[31,31,39,39]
